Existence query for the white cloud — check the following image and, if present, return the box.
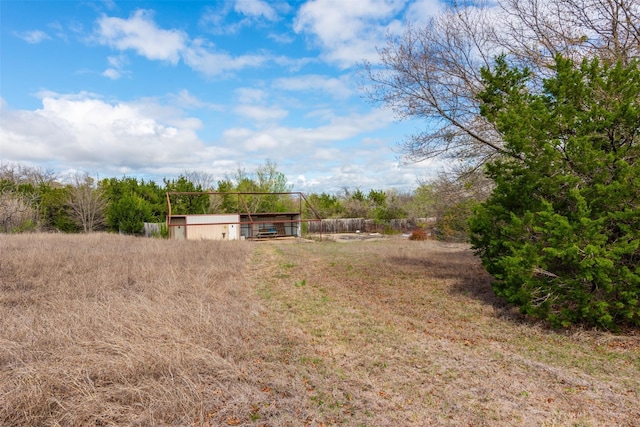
[222,108,395,155]
[68,21,84,34]
[230,87,288,124]
[293,0,406,68]
[234,104,288,123]
[234,0,278,21]
[404,0,445,24]
[199,0,287,35]
[235,88,268,104]
[214,106,437,193]
[168,90,223,111]
[48,21,68,41]
[0,93,204,171]
[93,9,275,78]
[290,158,431,194]
[273,74,353,99]
[14,30,51,44]
[107,55,127,69]
[268,32,294,44]
[293,0,447,68]
[101,0,117,10]
[94,9,187,64]
[182,38,268,77]
[272,55,318,72]
[102,68,121,79]
[199,4,243,35]
[102,55,129,79]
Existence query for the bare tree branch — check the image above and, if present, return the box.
[361,0,640,172]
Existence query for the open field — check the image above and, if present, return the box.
[1,234,639,426]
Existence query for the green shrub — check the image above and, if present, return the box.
[107,194,152,235]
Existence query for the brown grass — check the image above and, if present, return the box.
[1,234,639,426]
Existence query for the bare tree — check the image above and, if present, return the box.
[183,170,217,191]
[498,0,640,69]
[67,173,106,233]
[233,159,293,213]
[0,162,57,186]
[362,0,640,170]
[0,163,56,232]
[0,192,37,232]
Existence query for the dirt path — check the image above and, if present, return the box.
[245,239,640,426]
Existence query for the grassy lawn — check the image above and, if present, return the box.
[1,234,638,426]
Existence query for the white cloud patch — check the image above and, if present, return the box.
[101,0,117,10]
[102,55,129,79]
[0,93,205,172]
[48,21,68,41]
[293,0,405,68]
[231,87,288,124]
[216,106,436,193]
[93,9,276,78]
[234,0,278,21]
[107,55,127,69]
[199,0,286,35]
[94,9,187,64]
[404,0,445,24]
[222,108,395,155]
[102,68,121,79]
[273,74,353,99]
[168,89,223,111]
[182,38,268,77]
[235,88,268,104]
[234,104,288,123]
[268,32,294,44]
[199,4,243,35]
[293,0,446,68]
[14,30,51,44]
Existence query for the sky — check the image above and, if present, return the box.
[0,0,448,194]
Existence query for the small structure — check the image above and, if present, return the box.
[169,214,240,240]
[166,192,320,241]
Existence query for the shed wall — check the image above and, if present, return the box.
[169,214,240,240]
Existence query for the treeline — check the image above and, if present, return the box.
[0,161,487,238]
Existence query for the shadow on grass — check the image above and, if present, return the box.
[387,245,526,324]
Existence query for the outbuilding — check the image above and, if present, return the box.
[166,192,318,241]
[169,214,240,240]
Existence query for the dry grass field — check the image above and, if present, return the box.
[1,233,638,426]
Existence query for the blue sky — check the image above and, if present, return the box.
[1,0,446,193]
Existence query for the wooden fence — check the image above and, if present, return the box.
[307,218,432,234]
[143,222,162,238]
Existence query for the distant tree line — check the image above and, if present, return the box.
[1,160,481,238]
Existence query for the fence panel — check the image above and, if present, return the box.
[307,218,429,234]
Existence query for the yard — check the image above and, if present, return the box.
[1,233,638,426]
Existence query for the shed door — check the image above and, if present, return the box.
[172,217,186,240]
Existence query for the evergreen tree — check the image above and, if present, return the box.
[163,176,209,215]
[108,194,152,234]
[470,55,640,329]
[101,177,165,233]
